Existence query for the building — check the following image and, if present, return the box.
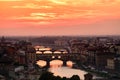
[95,52,115,70]
[54,39,68,47]
[70,39,88,54]
[106,58,115,70]
[16,49,26,65]
[26,47,36,64]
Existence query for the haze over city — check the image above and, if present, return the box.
[1,1,120,80]
[0,0,120,36]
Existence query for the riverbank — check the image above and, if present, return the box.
[75,63,120,80]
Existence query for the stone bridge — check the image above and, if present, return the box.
[36,53,83,67]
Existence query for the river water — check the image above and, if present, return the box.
[37,60,101,80]
[49,67,87,80]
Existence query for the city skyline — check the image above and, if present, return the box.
[0,0,120,36]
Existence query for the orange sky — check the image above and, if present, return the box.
[0,0,120,36]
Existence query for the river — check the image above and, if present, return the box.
[37,60,102,80]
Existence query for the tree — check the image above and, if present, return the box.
[54,76,62,80]
[39,71,81,80]
[70,75,80,80]
[39,71,54,80]
[62,77,69,80]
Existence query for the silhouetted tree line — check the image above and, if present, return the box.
[39,71,80,80]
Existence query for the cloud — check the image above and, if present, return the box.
[27,21,52,25]
[1,0,120,25]
[10,12,58,21]
[12,3,52,9]
[31,13,57,18]
[0,0,23,1]
[48,0,67,5]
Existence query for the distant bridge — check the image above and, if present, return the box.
[36,53,84,67]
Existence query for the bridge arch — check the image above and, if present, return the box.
[66,61,74,67]
[50,60,63,67]
[44,51,52,54]
[36,53,83,68]
[54,51,61,54]
[36,59,75,68]
[36,60,47,67]
[36,50,68,54]
[36,51,42,54]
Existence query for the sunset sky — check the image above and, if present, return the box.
[0,0,120,36]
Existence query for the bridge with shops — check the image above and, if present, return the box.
[36,53,84,67]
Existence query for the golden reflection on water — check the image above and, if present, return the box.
[50,60,63,68]
[49,67,87,80]
[37,60,87,80]
[36,60,73,68]
[37,60,100,80]
[36,60,47,67]
[67,61,73,68]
